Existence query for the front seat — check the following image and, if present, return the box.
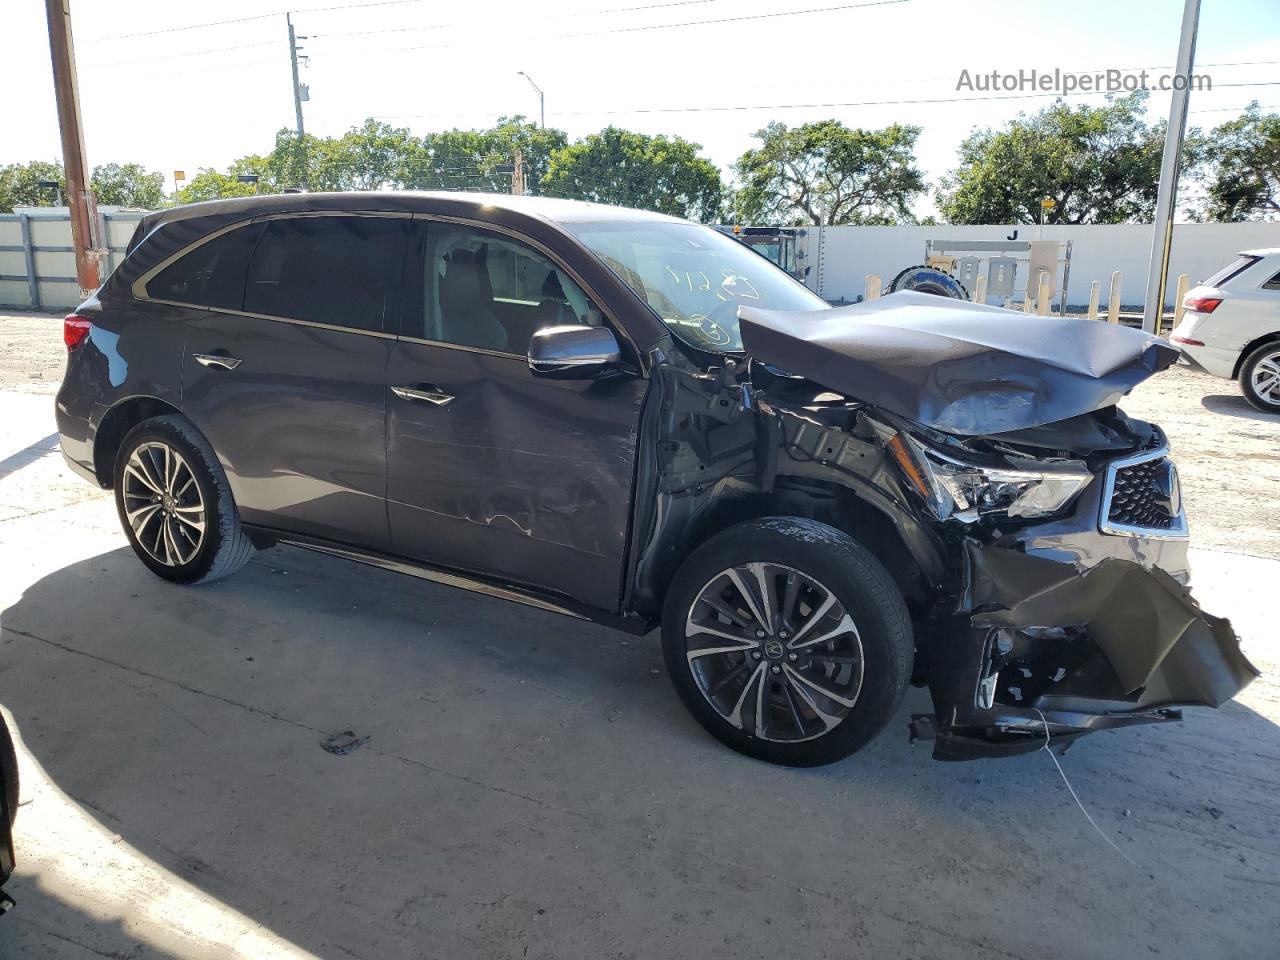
[438,247,508,352]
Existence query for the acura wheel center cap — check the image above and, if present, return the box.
[763,639,785,660]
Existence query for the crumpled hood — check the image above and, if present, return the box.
[738,291,1179,435]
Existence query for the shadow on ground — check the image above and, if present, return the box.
[1,544,1277,960]
[1201,393,1280,422]
[1,880,187,960]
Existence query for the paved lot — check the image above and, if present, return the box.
[0,313,1277,959]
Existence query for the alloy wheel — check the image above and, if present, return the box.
[121,441,207,566]
[1249,349,1280,405]
[684,562,864,743]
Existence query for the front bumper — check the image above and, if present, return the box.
[915,464,1259,761]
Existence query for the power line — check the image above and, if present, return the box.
[85,39,282,68]
[557,0,909,39]
[311,0,723,39]
[372,0,909,53]
[82,0,433,43]
[82,0,723,44]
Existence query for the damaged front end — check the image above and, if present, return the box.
[662,291,1261,760]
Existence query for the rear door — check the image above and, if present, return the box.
[177,213,409,549]
[384,219,647,610]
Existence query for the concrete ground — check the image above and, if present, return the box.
[0,313,1277,960]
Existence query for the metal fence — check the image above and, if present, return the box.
[0,209,146,312]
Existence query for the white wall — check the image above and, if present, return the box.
[805,221,1280,309]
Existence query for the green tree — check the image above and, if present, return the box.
[173,169,261,205]
[542,127,724,221]
[399,116,569,194]
[0,160,65,212]
[90,162,166,208]
[936,93,1171,224]
[732,120,925,226]
[1193,103,1280,221]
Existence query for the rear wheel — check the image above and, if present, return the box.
[1239,341,1280,413]
[661,518,913,767]
[113,415,255,584]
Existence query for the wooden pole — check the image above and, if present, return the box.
[973,274,988,304]
[1035,270,1051,316]
[44,0,103,299]
[865,275,881,300]
[1087,280,1101,321]
[1172,273,1191,333]
[1107,271,1122,324]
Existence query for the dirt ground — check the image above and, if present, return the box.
[0,311,1277,960]
[5,311,1278,557]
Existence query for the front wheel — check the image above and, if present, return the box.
[113,415,256,584]
[661,518,913,767]
[1239,341,1280,414]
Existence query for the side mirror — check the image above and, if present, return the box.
[527,325,620,379]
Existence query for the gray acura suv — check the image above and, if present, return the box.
[55,192,1256,765]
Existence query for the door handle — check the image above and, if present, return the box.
[193,352,242,371]
[391,384,454,406]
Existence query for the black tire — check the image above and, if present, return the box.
[1238,341,1280,414]
[113,415,255,585]
[0,715,17,826]
[661,517,913,767]
[888,264,969,300]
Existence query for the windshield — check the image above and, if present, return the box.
[565,221,828,352]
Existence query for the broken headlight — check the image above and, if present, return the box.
[887,433,1091,522]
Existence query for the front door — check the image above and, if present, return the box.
[385,221,647,611]
[180,213,410,549]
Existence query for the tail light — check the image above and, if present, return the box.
[63,314,92,351]
[1183,295,1222,314]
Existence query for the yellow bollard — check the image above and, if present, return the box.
[1107,271,1122,324]
[973,274,988,304]
[1087,280,1101,321]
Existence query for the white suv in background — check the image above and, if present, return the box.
[1171,248,1280,413]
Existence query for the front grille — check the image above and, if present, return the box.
[1108,458,1176,529]
[1100,445,1188,538]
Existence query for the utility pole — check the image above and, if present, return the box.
[44,0,104,298]
[512,148,525,196]
[288,13,309,188]
[1143,0,1201,334]
[517,71,545,129]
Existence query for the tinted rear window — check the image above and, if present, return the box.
[147,222,264,310]
[244,216,407,332]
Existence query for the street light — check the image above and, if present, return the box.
[37,179,63,206]
[517,71,544,129]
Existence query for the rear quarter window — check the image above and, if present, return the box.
[146,222,265,310]
[1203,255,1261,288]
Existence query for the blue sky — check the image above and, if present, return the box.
[6,0,1279,216]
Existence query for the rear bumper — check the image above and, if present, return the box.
[1168,316,1239,379]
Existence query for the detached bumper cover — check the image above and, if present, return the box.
[919,543,1260,760]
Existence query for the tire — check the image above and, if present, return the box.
[1238,341,1280,414]
[661,517,913,767]
[0,715,17,826]
[113,415,255,585]
[888,264,969,300]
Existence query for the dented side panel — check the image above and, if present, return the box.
[387,340,648,611]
